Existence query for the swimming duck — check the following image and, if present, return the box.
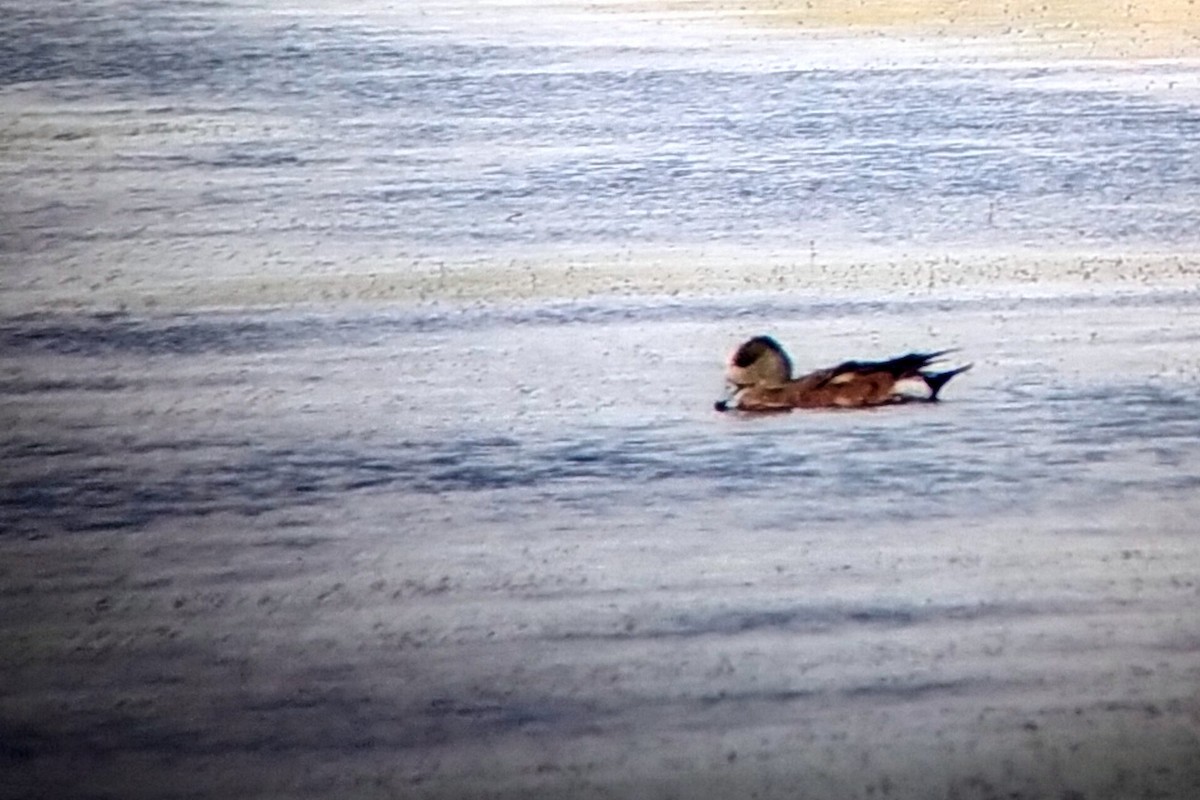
[715,335,971,412]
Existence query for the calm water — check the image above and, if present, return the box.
[4,3,1200,798]
[4,290,1200,537]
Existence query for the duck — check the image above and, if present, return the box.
[715,335,971,412]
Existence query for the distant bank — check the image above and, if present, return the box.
[600,0,1200,59]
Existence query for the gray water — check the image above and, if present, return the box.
[4,0,1200,279]
[5,289,1200,799]
[3,291,1200,539]
[3,2,1200,799]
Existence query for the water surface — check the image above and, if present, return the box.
[3,2,1200,799]
[4,0,1200,305]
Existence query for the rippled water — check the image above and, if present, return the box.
[4,3,1200,798]
[4,290,1199,538]
[4,0,1200,292]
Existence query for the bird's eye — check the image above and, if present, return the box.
[732,350,759,368]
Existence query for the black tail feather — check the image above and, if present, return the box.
[853,349,958,379]
[922,363,973,401]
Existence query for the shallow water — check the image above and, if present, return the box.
[4,0,1200,305]
[3,291,1200,538]
[4,291,1200,798]
[3,2,1200,798]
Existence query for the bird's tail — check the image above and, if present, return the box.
[922,364,973,401]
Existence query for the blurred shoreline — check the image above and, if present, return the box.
[599,0,1200,59]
